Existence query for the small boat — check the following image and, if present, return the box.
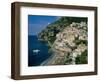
[33,49,40,53]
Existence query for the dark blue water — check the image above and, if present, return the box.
[28,35,52,66]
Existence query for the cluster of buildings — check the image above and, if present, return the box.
[51,22,87,65]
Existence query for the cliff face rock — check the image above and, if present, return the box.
[38,17,88,65]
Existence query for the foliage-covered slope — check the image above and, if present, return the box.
[38,17,87,46]
[38,16,88,65]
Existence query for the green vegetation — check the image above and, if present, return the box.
[75,50,88,64]
[74,37,88,46]
[38,17,87,47]
[38,16,88,65]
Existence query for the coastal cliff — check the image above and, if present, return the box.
[38,17,88,65]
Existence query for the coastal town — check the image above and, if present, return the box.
[38,17,88,65]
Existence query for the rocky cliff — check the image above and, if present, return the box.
[38,17,88,65]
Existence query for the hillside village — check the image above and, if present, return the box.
[38,17,88,65]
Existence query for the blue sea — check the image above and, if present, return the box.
[28,35,52,66]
